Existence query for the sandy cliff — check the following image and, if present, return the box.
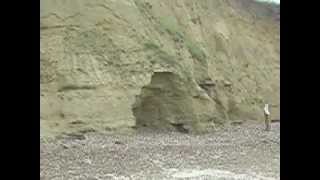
[40,0,280,136]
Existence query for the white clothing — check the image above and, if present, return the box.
[264,104,270,115]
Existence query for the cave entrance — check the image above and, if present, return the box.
[132,72,193,132]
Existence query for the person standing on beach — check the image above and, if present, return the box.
[264,103,271,131]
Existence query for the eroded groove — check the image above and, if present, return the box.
[58,85,97,92]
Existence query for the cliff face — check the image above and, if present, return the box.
[40,0,280,136]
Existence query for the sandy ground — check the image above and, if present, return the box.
[40,121,280,180]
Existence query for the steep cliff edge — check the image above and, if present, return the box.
[40,0,280,136]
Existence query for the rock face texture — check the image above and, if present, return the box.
[40,0,280,136]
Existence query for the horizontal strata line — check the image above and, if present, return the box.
[40,25,80,30]
[58,85,97,92]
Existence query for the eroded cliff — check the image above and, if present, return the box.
[40,0,280,136]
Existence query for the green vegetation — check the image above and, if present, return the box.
[158,16,207,63]
[159,16,181,35]
[143,39,191,80]
[143,40,176,64]
[185,39,207,63]
[144,15,207,78]
[144,41,160,50]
